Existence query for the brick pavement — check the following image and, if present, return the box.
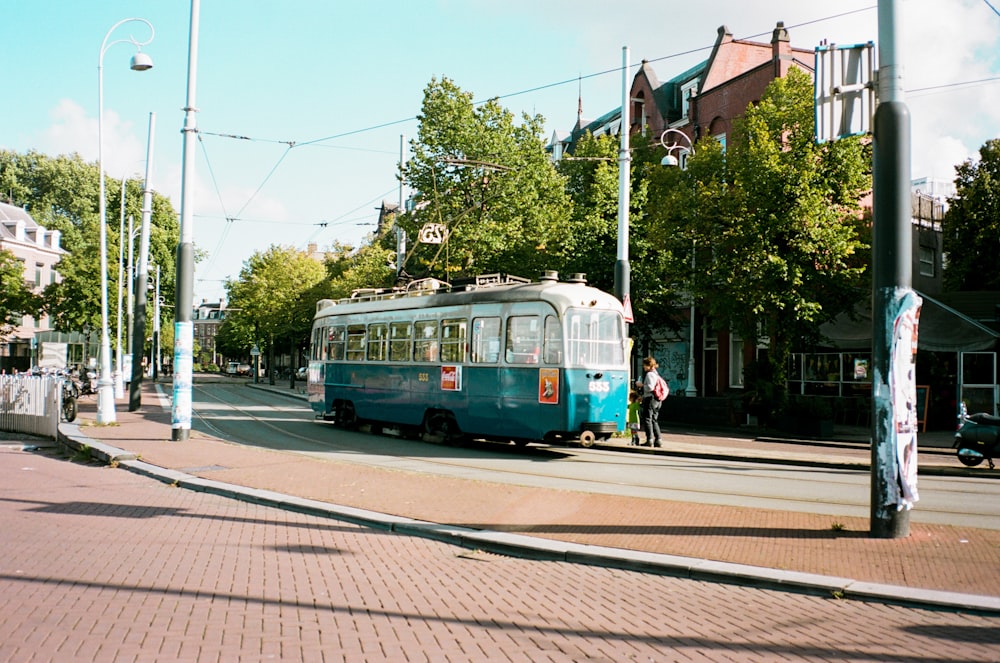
[55,380,1000,605]
[3,443,1000,662]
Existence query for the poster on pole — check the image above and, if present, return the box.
[890,291,922,510]
[172,320,193,432]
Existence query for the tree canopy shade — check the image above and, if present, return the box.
[398,77,572,282]
[943,138,1000,291]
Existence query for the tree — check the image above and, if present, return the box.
[943,139,1000,290]
[224,245,326,373]
[0,150,180,338]
[0,249,42,340]
[644,67,870,416]
[399,77,572,282]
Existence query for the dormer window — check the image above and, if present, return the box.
[681,79,699,119]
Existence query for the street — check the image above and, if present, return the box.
[191,382,1000,531]
[2,443,998,662]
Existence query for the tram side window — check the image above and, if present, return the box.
[543,315,563,364]
[312,327,324,360]
[506,315,540,364]
[327,326,346,361]
[440,318,467,363]
[471,317,501,363]
[346,324,366,361]
[414,320,439,362]
[389,321,412,362]
[367,323,388,361]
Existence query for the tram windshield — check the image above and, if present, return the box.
[566,309,625,368]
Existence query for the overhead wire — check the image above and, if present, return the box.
[193,2,995,282]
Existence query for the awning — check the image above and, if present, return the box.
[819,292,1000,352]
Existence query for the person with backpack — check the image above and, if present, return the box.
[636,356,668,447]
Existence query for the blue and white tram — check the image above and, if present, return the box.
[306,272,628,446]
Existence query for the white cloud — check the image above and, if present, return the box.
[38,99,148,181]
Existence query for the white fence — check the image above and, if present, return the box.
[0,374,59,440]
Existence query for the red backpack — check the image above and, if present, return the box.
[652,373,669,401]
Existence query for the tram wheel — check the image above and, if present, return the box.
[423,411,462,445]
[578,430,596,448]
[335,401,358,429]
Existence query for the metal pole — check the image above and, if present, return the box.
[614,46,631,307]
[127,214,134,358]
[172,0,200,441]
[130,112,155,411]
[152,264,160,381]
[114,177,126,398]
[871,0,912,538]
[686,244,697,396]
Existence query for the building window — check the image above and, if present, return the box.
[919,245,935,277]
[729,335,744,388]
[681,79,699,119]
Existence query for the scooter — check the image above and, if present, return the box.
[60,374,78,422]
[954,402,1000,469]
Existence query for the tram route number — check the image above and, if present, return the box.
[417,372,430,382]
[588,381,610,393]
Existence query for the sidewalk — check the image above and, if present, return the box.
[53,378,1000,614]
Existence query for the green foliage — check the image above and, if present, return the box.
[553,133,620,292]
[640,67,869,402]
[943,139,1000,290]
[0,149,179,338]
[720,68,869,395]
[0,249,43,339]
[224,245,327,357]
[399,77,571,281]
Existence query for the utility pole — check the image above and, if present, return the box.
[871,0,921,538]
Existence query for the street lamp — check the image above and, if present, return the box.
[659,128,698,397]
[97,18,154,424]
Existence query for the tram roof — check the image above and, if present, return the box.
[314,275,622,319]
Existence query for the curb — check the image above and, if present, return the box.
[54,423,1000,615]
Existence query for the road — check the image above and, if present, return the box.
[191,382,1000,531]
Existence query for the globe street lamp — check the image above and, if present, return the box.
[97,18,154,424]
[659,128,698,397]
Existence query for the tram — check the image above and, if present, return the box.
[306,272,628,446]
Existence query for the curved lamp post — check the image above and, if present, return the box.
[659,129,698,397]
[96,18,154,424]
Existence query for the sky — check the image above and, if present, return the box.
[3,1,999,304]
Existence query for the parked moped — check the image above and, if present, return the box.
[954,402,1000,469]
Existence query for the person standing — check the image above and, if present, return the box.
[627,389,642,445]
[636,357,663,447]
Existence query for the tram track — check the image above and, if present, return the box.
[188,383,999,527]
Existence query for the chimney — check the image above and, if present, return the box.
[772,21,791,77]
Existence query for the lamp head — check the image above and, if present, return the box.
[130,51,153,71]
[661,154,679,167]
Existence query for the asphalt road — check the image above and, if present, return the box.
[191,382,1000,530]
